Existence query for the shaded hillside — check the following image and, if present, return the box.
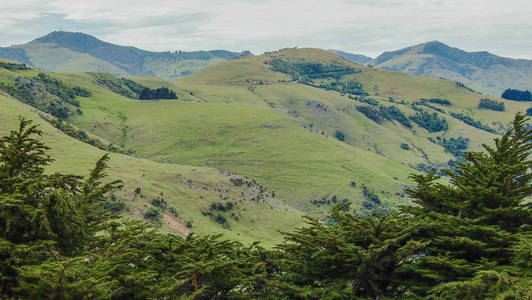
[370,41,532,96]
[0,31,247,79]
[329,49,373,65]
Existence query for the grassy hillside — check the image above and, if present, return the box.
[0,31,246,79]
[174,48,527,165]
[1,47,528,244]
[0,92,305,246]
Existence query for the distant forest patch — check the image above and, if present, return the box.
[0,61,30,71]
[478,98,505,111]
[91,73,177,100]
[268,59,359,82]
[409,110,448,132]
[501,88,531,101]
[139,87,177,100]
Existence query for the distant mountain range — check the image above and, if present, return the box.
[1,32,530,96]
[0,31,249,79]
[333,41,532,97]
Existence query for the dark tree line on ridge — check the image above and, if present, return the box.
[0,115,531,299]
[139,87,177,100]
[501,88,531,101]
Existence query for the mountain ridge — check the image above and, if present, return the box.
[0,31,248,78]
[371,41,532,96]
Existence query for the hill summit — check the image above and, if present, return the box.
[0,31,247,78]
[369,41,532,96]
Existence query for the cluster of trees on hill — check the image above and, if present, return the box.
[92,73,146,99]
[268,58,359,82]
[429,136,469,157]
[355,102,412,128]
[1,116,531,299]
[501,88,532,101]
[0,61,30,71]
[450,111,497,133]
[479,98,505,111]
[409,109,448,132]
[0,73,91,119]
[91,73,178,101]
[319,79,368,96]
[422,97,452,106]
[139,87,177,100]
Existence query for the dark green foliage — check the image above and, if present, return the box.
[202,202,235,227]
[318,79,368,96]
[350,95,379,106]
[278,207,425,298]
[268,58,358,82]
[527,107,532,116]
[230,177,245,186]
[402,113,532,296]
[0,73,90,119]
[423,98,452,106]
[439,136,469,157]
[144,208,161,221]
[210,201,234,212]
[479,98,505,111]
[501,88,532,101]
[0,61,30,71]
[357,105,385,124]
[139,87,177,100]
[102,198,125,212]
[134,187,141,194]
[379,105,412,128]
[91,72,147,99]
[334,130,345,141]
[214,214,228,225]
[0,119,281,298]
[413,100,445,113]
[2,116,530,299]
[355,103,412,127]
[450,111,496,133]
[151,196,168,210]
[400,143,410,150]
[92,71,177,101]
[35,73,90,104]
[409,110,448,132]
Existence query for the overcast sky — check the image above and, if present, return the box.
[1,0,531,59]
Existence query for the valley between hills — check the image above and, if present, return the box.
[1,42,529,245]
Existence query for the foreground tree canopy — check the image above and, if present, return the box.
[1,115,531,299]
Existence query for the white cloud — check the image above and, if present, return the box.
[0,0,531,58]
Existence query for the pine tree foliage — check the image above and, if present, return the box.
[0,119,277,299]
[277,207,426,298]
[0,115,530,299]
[402,112,532,297]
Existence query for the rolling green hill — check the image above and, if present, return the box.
[0,31,248,79]
[0,88,303,247]
[1,47,529,244]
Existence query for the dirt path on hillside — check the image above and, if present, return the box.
[164,214,191,237]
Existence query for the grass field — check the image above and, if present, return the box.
[0,93,305,246]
